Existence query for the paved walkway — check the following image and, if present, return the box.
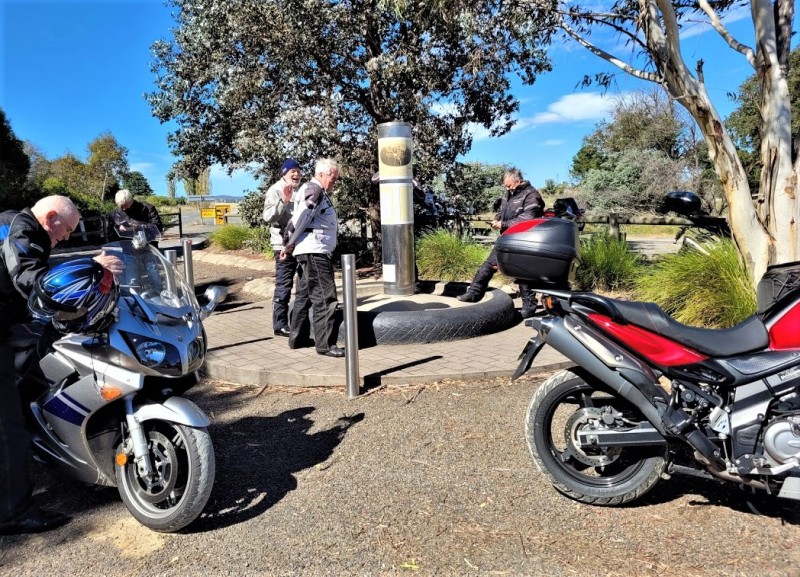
[195,251,572,388]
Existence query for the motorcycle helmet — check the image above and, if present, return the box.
[660,191,702,217]
[29,257,119,333]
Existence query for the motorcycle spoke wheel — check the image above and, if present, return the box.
[116,421,215,533]
[525,369,666,506]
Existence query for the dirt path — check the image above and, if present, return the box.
[2,376,798,576]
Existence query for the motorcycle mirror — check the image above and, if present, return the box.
[200,285,228,319]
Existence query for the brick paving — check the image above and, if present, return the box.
[196,250,571,388]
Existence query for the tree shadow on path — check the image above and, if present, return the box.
[194,406,364,532]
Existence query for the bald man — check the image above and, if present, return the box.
[0,195,121,535]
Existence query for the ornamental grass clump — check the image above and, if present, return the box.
[575,232,643,292]
[416,230,490,282]
[634,238,756,328]
[210,224,252,250]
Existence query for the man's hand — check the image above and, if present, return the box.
[281,183,294,204]
[94,251,125,278]
[491,219,502,230]
[279,245,294,260]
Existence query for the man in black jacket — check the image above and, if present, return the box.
[457,168,544,318]
[108,189,163,241]
[0,195,122,535]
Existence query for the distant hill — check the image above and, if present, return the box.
[184,195,242,203]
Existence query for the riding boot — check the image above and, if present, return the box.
[518,283,538,319]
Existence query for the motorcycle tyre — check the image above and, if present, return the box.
[115,422,215,533]
[525,368,666,506]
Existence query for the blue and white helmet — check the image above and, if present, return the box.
[29,257,119,332]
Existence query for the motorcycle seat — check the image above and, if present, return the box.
[591,297,769,357]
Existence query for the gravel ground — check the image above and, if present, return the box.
[1,376,799,577]
[2,251,799,576]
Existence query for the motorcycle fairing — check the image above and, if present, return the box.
[765,299,800,349]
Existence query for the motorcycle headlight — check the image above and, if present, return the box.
[136,340,166,366]
[121,332,182,375]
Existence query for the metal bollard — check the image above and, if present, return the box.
[341,254,360,398]
[182,238,194,291]
[165,250,177,267]
[164,250,177,293]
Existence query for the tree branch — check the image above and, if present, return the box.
[697,0,756,67]
[559,18,661,83]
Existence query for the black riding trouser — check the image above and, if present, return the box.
[290,254,338,353]
[0,334,32,524]
[466,246,537,309]
[272,250,298,331]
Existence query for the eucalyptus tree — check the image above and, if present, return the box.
[147,0,553,255]
[528,0,797,283]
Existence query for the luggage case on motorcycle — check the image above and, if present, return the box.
[757,260,800,316]
[495,218,580,289]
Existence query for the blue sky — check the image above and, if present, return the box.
[0,0,774,198]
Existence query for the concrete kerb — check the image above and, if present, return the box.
[194,249,572,387]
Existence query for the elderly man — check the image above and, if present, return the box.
[263,158,303,337]
[0,195,122,535]
[281,158,344,358]
[108,189,163,241]
[456,167,544,318]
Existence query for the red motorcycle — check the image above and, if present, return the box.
[498,218,800,505]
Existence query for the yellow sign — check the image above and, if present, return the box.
[200,208,215,219]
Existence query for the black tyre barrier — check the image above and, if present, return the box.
[335,286,518,346]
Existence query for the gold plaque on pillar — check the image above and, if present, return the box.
[378,137,413,178]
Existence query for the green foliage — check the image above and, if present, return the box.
[570,90,717,213]
[147,0,552,252]
[575,233,643,291]
[243,225,273,255]
[144,195,183,207]
[0,108,31,210]
[570,143,605,180]
[123,171,155,197]
[238,188,267,228]
[634,239,756,328]
[445,162,505,214]
[210,224,251,250]
[416,230,490,282]
[86,132,129,201]
[578,148,684,213]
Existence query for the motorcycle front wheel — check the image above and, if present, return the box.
[525,368,666,505]
[115,421,215,532]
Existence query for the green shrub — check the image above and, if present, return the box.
[210,224,251,250]
[243,225,273,255]
[634,238,756,328]
[238,188,266,228]
[575,232,643,291]
[416,230,489,282]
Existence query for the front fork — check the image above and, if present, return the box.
[122,396,155,478]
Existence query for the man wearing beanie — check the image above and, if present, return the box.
[263,158,303,336]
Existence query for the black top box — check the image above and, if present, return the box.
[495,218,580,288]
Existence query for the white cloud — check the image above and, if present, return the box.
[129,162,154,172]
[679,6,751,40]
[542,139,566,146]
[530,92,617,125]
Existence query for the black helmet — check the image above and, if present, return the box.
[660,191,702,217]
[29,257,119,333]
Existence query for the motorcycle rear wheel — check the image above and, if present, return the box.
[115,421,215,532]
[525,368,666,505]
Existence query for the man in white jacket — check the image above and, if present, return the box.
[262,158,303,336]
[280,158,343,358]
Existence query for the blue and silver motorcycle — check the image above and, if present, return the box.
[14,224,226,532]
